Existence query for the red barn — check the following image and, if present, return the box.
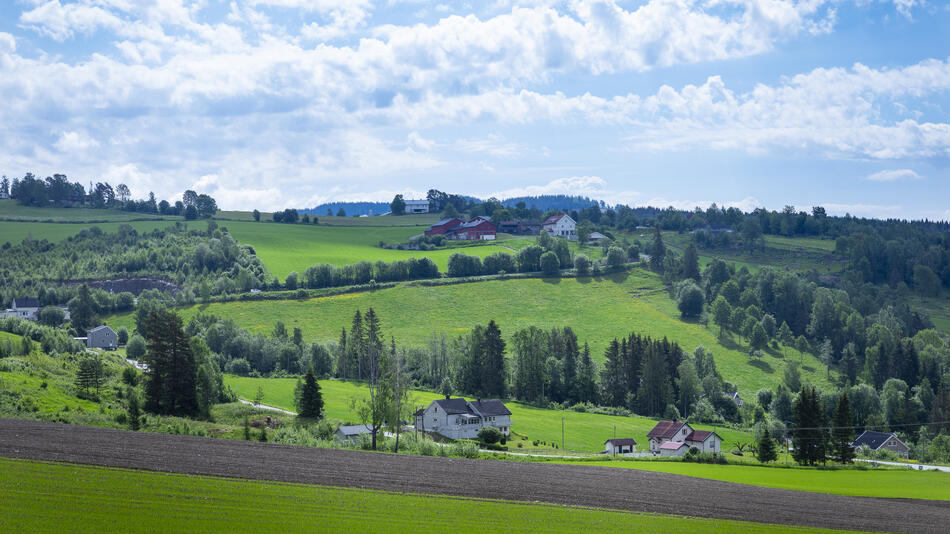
[425,218,464,236]
[447,217,496,241]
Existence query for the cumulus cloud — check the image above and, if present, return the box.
[53,130,99,152]
[866,169,921,181]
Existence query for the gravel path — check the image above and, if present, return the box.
[1,418,947,532]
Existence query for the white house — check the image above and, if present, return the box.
[542,214,577,240]
[86,325,118,350]
[414,396,511,440]
[2,297,41,321]
[647,420,722,456]
[0,191,9,199]
[404,199,430,214]
[604,438,637,455]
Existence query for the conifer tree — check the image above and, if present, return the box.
[480,320,506,398]
[756,427,778,463]
[832,392,855,464]
[142,310,198,416]
[792,386,828,465]
[297,365,324,419]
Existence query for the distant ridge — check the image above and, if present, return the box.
[301,194,617,217]
[302,201,390,217]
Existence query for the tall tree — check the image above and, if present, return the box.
[792,386,827,465]
[390,194,406,216]
[711,296,732,338]
[296,365,324,419]
[756,427,778,463]
[649,225,665,272]
[575,343,598,404]
[352,307,386,450]
[142,310,198,417]
[682,243,700,281]
[638,346,672,416]
[70,284,98,333]
[76,353,105,399]
[831,392,855,464]
[480,320,506,398]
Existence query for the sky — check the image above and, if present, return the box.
[1,1,948,220]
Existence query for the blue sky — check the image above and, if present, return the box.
[1,1,948,219]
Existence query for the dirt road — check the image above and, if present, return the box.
[0,418,946,532]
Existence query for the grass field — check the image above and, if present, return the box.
[0,199,180,223]
[0,458,840,533]
[225,375,754,453]
[223,221,515,278]
[0,219,186,244]
[572,459,950,501]
[106,269,832,395]
[659,231,845,275]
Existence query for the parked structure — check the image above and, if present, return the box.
[852,430,910,459]
[2,297,41,320]
[646,420,722,456]
[404,199,430,214]
[542,214,577,240]
[86,325,118,350]
[414,396,511,440]
[604,438,637,455]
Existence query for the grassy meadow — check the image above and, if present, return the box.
[0,458,839,534]
[572,459,950,501]
[226,375,754,453]
[222,220,515,278]
[106,269,832,395]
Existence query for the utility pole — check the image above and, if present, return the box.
[561,417,565,452]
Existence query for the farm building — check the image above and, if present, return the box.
[414,396,511,440]
[587,231,609,244]
[404,199,430,214]
[497,220,542,236]
[604,438,637,455]
[335,425,374,442]
[424,217,497,241]
[542,214,577,240]
[646,420,722,456]
[424,218,464,236]
[2,297,41,320]
[86,325,118,350]
[852,430,910,459]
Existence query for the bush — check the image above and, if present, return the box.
[574,254,590,275]
[477,426,503,445]
[675,279,704,318]
[126,335,146,359]
[683,449,727,464]
[224,358,252,375]
[452,442,480,458]
[117,326,129,345]
[540,251,560,276]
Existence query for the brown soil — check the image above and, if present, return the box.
[1,418,946,532]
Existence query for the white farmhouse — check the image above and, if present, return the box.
[2,297,41,321]
[404,199,430,214]
[646,420,722,456]
[414,396,511,440]
[542,214,577,240]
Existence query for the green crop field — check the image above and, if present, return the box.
[0,458,838,534]
[572,459,950,501]
[223,220,516,278]
[107,270,831,395]
[225,375,753,453]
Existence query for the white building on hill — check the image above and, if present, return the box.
[404,199,430,214]
[414,396,511,440]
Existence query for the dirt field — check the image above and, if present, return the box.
[0,418,946,532]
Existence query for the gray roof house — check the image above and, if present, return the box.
[86,325,118,350]
[335,424,374,441]
[604,438,637,454]
[414,396,512,440]
[852,430,910,459]
[3,297,41,320]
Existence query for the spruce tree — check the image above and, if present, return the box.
[792,386,828,465]
[297,365,324,419]
[832,392,855,464]
[682,243,700,281]
[756,427,778,463]
[142,310,198,416]
[126,386,141,431]
[576,343,598,404]
[480,320,506,398]
[70,284,98,334]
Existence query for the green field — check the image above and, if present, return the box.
[573,459,950,501]
[0,219,186,244]
[106,270,831,395]
[0,199,181,223]
[223,221,515,278]
[660,231,845,275]
[0,458,839,533]
[225,375,753,453]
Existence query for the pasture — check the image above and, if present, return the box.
[574,459,950,501]
[223,220,515,277]
[0,458,835,533]
[0,199,179,223]
[0,219,183,244]
[106,270,832,395]
[225,375,753,453]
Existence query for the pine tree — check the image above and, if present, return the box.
[76,354,105,400]
[599,339,626,407]
[70,284,98,334]
[638,346,672,417]
[682,243,700,281]
[126,386,141,431]
[576,343,598,404]
[792,386,828,465]
[142,310,198,416]
[831,392,855,464]
[481,320,506,398]
[649,225,665,272]
[297,365,324,419]
[336,326,347,378]
[562,328,578,403]
[756,427,778,463]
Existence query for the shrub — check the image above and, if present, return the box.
[478,426,503,445]
[224,358,252,375]
[574,254,590,275]
[126,335,146,359]
[540,251,560,276]
[453,442,480,459]
[116,326,129,345]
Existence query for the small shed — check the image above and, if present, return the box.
[658,440,691,457]
[604,438,637,455]
[335,424,374,442]
[86,325,118,350]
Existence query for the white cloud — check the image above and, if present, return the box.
[53,130,99,152]
[490,176,641,205]
[866,169,921,181]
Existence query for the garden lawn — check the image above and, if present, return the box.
[570,459,950,501]
[225,375,753,453]
[108,269,832,396]
[0,458,838,534]
[223,220,516,278]
[0,219,184,244]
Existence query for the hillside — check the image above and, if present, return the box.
[104,270,832,396]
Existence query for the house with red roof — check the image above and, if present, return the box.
[424,216,497,241]
[424,218,464,236]
[647,420,722,457]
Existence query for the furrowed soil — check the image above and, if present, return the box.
[1,418,946,533]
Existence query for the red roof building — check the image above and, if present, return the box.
[424,218,464,236]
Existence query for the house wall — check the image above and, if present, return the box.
[87,329,118,349]
[687,436,720,453]
[659,446,687,457]
[417,402,510,439]
[882,436,910,458]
